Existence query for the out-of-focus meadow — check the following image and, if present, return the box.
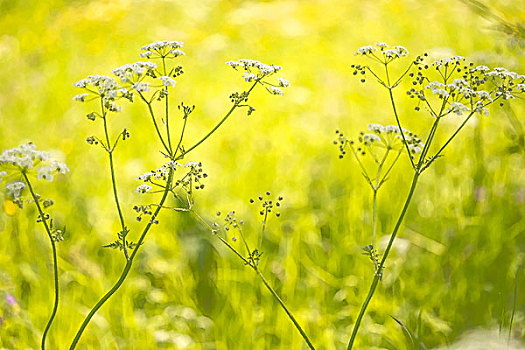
[0,0,524,349]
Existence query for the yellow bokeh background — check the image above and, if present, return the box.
[0,0,524,349]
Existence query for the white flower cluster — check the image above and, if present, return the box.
[159,75,177,87]
[226,59,282,76]
[140,40,185,59]
[446,102,470,115]
[366,123,424,154]
[226,58,289,96]
[425,81,450,98]
[384,46,409,59]
[112,62,157,83]
[277,77,291,88]
[355,43,409,60]
[0,143,69,197]
[136,160,186,183]
[418,59,524,115]
[267,86,284,96]
[74,75,120,97]
[486,67,525,80]
[355,45,377,56]
[73,75,124,112]
[6,181,25,198]
[362,133,381,144]
[430,56,466,68]
[136,184,153,194]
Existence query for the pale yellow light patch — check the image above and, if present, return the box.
[3,200,18,216]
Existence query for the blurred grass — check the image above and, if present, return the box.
[0,0,524,349]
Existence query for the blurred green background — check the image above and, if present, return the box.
[0,0,524,349]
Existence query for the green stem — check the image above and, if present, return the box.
[138,92,172,157]
[174,115,188,157]
[23,173,59,350]
[254,267,316,350]
[347,172,420,350]
[101,105,129,260]
[387,87,416,169]
[176,81,258,161]
[69,169,174,349]
[162,58,173,154]
[420,112,474,172]
[371,189,377,249]
[190,210,315,349]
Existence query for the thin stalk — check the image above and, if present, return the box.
[254,267,316,350]
[371,149,389,247]
[190,211,252,266]
[347,172,420,349]
[176,81,258,160]
[23,173,59,350]
[137,92,172,156]
[101,101,129,260]
[162,58,173,154]
[416,117,441,169]
[421,112,474,172]
[69,169,174,349]
[259,209,269,250]
[371,190,377,249]
[174,116,188,157]
[385,87,416,169]
[190,210,315,350]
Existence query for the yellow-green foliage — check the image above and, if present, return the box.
[0,0,524,349]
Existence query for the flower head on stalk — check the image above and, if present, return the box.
[335,124,423,160]
[73,75,127,112]
[0,143,68,210]
[140,40,185,59]
[226,59,290,115]
[407,56,524,117]
[354,43,409,63]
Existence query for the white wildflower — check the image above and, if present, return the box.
[384,46,409,59]
[368,124,386,133]
[363,133,381,144]
[447,102,469,115]
[112,62,157,83]
[242,72,257,82]
[475,90,492,101]
[140,41,185,59]
[136,184,152,194]
[0,143,69,183]
[141,40,184,51]
[131,82,150,92]
[168,49,185,57]
[226,59,282,75]
[355,45,377,56]
[277,77,290,88]
[73,93,89,102]
[450,79,470,90]
[6,181,25,198]
[431,56,465,68]
[474,65,490,72]
[266,86,283,96]
[425,81,449,98]
[137,172,154,182]
[375,42,389,49]
[159,75,177,87]
[74,75,120,96]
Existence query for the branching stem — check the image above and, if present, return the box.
[23,173,59,350]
